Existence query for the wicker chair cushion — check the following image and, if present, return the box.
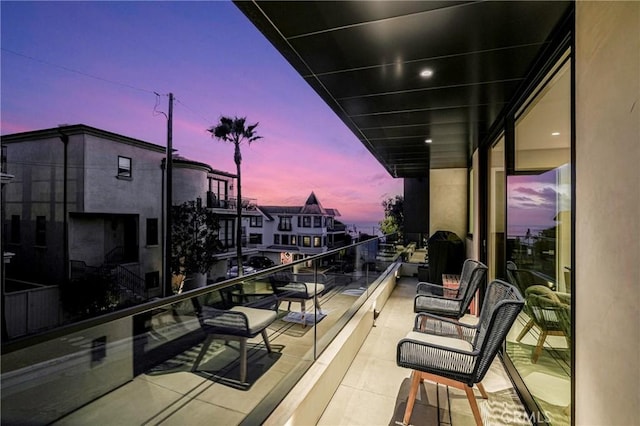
[404,331,473,352]
[204,306,277,335]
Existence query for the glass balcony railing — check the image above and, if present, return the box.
[1,236,404,425]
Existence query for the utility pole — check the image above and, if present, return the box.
[164,93,174,297]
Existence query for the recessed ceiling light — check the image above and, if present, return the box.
[425,139,432,144]
[551,132,561,136]
[420,69,433,78]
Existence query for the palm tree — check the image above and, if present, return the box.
[208,116,262,276]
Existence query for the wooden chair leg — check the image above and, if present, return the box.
[192,335,213,372]
[403,371,422,426]
[532,331,547,363]
[516,319,535,342]
[239,338,247,383]
[261,329,272,353]
[476,382,488,399]
[464,385,484,426]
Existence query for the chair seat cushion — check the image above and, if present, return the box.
[280,282,325,297]
[204,306,277,336]
[404,331,473,352]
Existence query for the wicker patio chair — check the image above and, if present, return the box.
[516,285,571,363]
[397,280,524,426]
[192,295,278,383]
[414,259,487,326]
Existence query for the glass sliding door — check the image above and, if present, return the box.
[505,57,572,425]
[488,136,505,282]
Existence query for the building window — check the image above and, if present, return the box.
[146,218,158,246]
[250,216,263,227]
[145,271,160,290]
[302,216,311,227]
[10,215,20,244]
[313,216,322,227]
[117,156,132,178]
[302,236,311,247]
[35,216,46,246]
[327,217,334,229]
[274,234,280,244]
[1,145,7,174]
[249,233,262,244]
[291,235,297,245]
[278,216,292,231]
[313,236,321,247]
[281,234,289,245]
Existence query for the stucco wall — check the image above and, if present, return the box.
[430,168,467,240]
[575,2,640,424]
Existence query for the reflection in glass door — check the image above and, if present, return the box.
[505,58,572,425]
[488,136,505,282]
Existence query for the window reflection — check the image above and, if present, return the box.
[506,58,572,425]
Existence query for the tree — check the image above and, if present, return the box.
[380,195,404,241]
[208,116,262,276]
[171,200,222,292]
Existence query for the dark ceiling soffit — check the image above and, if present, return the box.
[234,1,395,177]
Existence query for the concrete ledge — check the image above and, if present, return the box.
[264,264,401,426]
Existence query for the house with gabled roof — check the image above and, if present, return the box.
[254,192,347,263]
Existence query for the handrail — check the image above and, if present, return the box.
[1,234,391,355]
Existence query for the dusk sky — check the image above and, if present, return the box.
[1,1,403,226]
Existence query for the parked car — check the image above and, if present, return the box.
[247,256,275,269]
[226,265,257,279]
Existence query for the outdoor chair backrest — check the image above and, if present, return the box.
[456,259,487,312]
[472,279,524,382]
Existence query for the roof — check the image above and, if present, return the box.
[1,124,167,153]
[257,192,339,218]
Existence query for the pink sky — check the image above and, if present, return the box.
[0,1,403,225]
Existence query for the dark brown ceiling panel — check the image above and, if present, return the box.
[235,0,572,177]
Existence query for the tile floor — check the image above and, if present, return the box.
[318,278,531,426]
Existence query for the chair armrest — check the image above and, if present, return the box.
[414,313,477,342]
[416,281,439,294]
[414,293,463,315]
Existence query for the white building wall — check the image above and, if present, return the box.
[575,2,640,424]
[430,168,468,240]
[172,163,209,205]
[82,134,164,216]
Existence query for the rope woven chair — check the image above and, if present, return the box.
[516,285,571,363]
[397,280,524,426]
[193,295,278,383]
[414,259,487,327]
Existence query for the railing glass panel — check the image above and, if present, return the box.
[1,237,402,425]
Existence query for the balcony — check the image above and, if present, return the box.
[206,191,257,211]
[1,242,530,425]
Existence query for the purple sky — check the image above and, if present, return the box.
[1,1,403,225]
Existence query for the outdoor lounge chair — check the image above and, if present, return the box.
[268,271,325,327]
[397,279,524,426]
[193,295,278,383]
[414,259,487,326]
[516,285,571,363]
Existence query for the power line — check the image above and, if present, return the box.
[1,47,157,95]
[175,97,214,127]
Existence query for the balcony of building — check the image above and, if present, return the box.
[2,239,557,426]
